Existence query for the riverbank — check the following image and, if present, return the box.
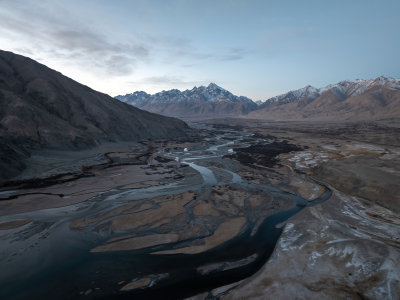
[0,120,399,299]
[192,119,400,299]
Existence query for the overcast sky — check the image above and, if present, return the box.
[1,0,399,100]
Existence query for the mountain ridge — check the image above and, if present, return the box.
[250,76,400,121]
[117,76,400,121]
[260,76,400,107]
[116,83,258,118]
[0,50,189,180]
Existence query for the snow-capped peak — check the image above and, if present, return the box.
[207,82,225,91]
[320,76,400,97]
[264,76,400,105]
[255,100,265,105]
[116,83,256,106]
[263,85,320,105]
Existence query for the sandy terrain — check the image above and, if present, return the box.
[189,118,400,299]
[1,120,399,299]
[153,217,247,255]
[0,163,180,217]
[219,190,400,299]
[91,233,180,252]
[0,219,31,230]
[70,184,291,256]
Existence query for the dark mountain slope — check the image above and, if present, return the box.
[0,50,188,179]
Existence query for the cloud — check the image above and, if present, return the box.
[47,29,150,76]
[147,34,248,63]
[0,1,249,80]
[127,75,210,91]
[159,43,248,65]
[0,3,149,76]
[130,75,208,86]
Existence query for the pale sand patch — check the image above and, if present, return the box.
[0,165,173,216]
[70,201,154,230]
[212,186,231,202]
[111,192,195,231]
[91,233,179,252]
[251,217,265,236]
[214,200,241,216]
[152,217,246,255]
[197,253,258,275]
[149,218,172,229]
[281,149,343,172]
[122,203,154,214]
[211,281,245,297]
[1,192,98,218]
[289,177,325,201]
[231,190,247,207]
[0,219,31,230]
[248,194,267,208]
[120,277,152,291]
[107,234,138,243]
[342,143,386,156]
[177,223,208,240]
[120,273,169,291]
[122,180,164,189]
[193,200,220,217]
[107,152,139,159]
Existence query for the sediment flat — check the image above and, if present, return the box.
[1,120,399,299]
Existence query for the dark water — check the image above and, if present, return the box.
[0,130,332,300]
[0,189,330,300]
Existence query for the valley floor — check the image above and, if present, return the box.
[0,120,399,299]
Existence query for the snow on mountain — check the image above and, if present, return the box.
[115,76,400,120]
[255,100,265,105]
[262,76,400,106]
[263,85,320,106]
[252,76,400,121]
[117,91,151,106]
[320,76,400,97]
[117,83,255,105]
[116,83,257,118]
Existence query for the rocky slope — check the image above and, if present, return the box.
[219,191,400,300]
[249,76,400,120]
[116,83,257,118]
[0,50,188,180]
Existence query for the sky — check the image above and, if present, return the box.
[1,0,399,100]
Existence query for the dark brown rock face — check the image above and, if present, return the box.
[0,50,188,180]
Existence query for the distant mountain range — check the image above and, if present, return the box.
[0,50,188,180]
[118,76,400,121]
[116,83,257,119]
[250,76,400,120]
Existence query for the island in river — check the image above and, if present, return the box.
[0,119,399,299]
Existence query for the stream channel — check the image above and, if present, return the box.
[0,127,331,299]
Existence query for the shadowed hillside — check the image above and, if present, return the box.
[0,50,188,179]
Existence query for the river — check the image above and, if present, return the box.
[0,127,331,299]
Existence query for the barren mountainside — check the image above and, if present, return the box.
[116,83,258,118]
[250,76,400,120]
[0,50,188,179]
[118,77,400,121]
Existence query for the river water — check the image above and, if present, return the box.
[0,127,331,299]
